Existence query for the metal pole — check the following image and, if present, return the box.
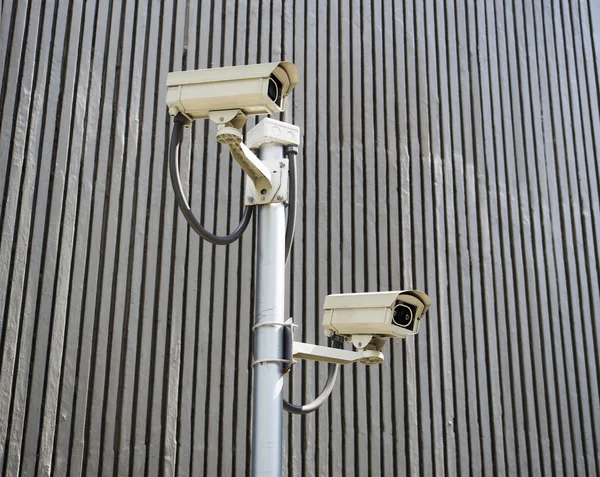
[252,143,286,477]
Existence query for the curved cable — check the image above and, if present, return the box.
[169,115,254,245]
[281,145,343,415]
[283,339,343,415]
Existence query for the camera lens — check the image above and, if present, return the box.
[268,75,282,106]
[392,303,415,329]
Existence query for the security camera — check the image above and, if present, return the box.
[322,290,431,351]
[166,61,299,121]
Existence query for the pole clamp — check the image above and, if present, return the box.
[251,319,296,373]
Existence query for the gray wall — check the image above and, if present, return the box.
[1,0,600,476]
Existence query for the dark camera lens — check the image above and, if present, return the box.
[268,75,282,105]
[392,303,415,329]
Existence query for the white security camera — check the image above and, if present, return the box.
[322,290,431,351]
[166,61,299,121]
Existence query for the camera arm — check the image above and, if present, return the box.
[211,110,274,192]
[212,113,295,206]
[292,341,384,365]
[282,322,384,416]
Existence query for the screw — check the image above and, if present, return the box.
[260,188,267,195]
[276,195,283,201]
[219,116,225,122]
[357,342,362,347]
[279,162,285,168]
[247,196,254,203]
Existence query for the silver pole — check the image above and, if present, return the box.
[252,143,286,477]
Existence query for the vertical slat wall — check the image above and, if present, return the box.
[1,0,599,475]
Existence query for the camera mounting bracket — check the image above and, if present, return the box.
[243,118,300,205]
[212,114,295,205]
[212,110,273,195]
[292,341,384,366]
[209,109,248,129]
[215,124,273,193]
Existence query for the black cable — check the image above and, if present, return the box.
[282,338,343,415]
[281,145,342,415]
[284,146,298,263]
[169,115,254,245]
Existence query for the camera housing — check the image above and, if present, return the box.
[166,61,298,121]
[322,290,431,350]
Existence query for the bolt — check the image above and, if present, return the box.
[357,342,362,347]
[260,188,267,195]
[219,116,225,122]
[276,195,283,201]
[279,162,285,168]
[247,196,254,203]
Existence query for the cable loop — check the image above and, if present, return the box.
[282,338,343,415]
[169,117,254,245]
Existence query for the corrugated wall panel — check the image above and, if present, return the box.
[1,1,599,476]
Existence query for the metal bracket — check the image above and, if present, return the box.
[244,157,287,205]
[285,316,383,366]
[252,320,289,331]
[211,118,292,206]
[242,118,299,206]
[292,341,384,365]
[216,125,273,192]
[251,320,296,373]
[282,318,296,373]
